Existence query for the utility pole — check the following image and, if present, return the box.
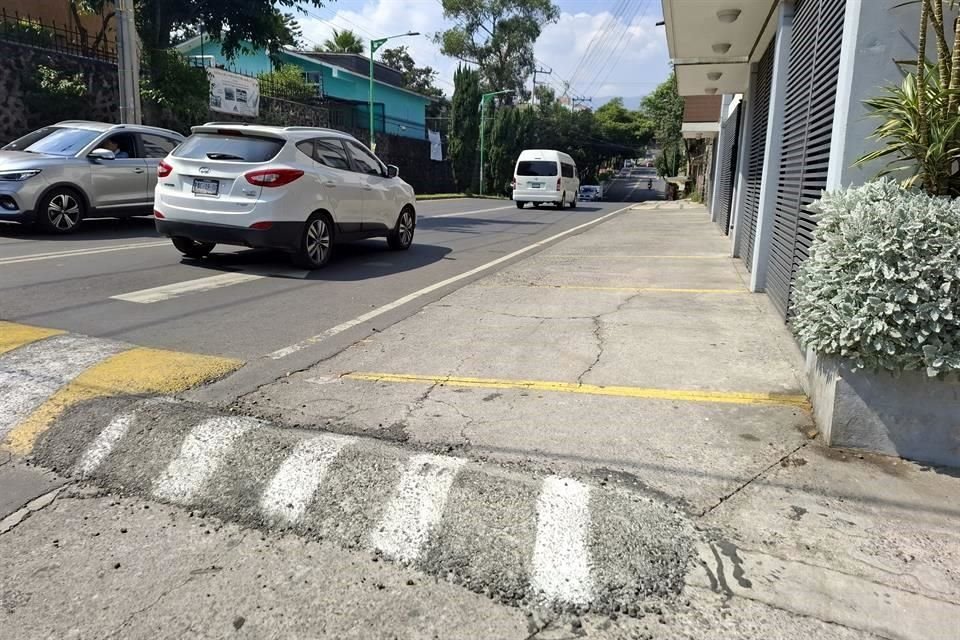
[116,0,142,124]
[478,89,514,196]
[369,31,420,151]
[531,66,552,105]
[571,96,593,110]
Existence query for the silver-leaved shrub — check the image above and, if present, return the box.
[791,179,960,377]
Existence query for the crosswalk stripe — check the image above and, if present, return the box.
[74,411,137,477]
[531,476,594,605]
[152,416,259,504]
[0,334,128,439]
[111,272,264,303]
[371,453,466,563]
[260,434,356,524]
[0,321,65,357]
[4,346,242,455]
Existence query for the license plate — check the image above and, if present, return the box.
[192,178,219,196]
[529,182,543,189]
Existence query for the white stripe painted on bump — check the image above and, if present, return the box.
[111,272,264,304]
[152,416,258,503]
[531,476,594,605]
[371,453,466,563]
[74,411,137,477]
[0,334,128,438]
[260,434,355,524]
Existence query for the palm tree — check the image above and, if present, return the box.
[318,29,364,54]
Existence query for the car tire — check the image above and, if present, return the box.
[516,201,525,209]
[387,207,415,251]
[569,194,577,210]
[555,193,565,209]
[172,236,215,259]
[36,187,85,234]
[294,212,334,269]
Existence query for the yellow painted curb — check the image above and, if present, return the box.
[0,321,64,356]
[344,372,810,409]
[4,346,242,455]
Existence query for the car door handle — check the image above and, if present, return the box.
[134,168,145,174]
[323,180,336,188]
[363,185,373,191]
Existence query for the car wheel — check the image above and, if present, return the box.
[555,193,565,209]
[294,213,334,269]
[172,236,215,259]
[37,188,84,234]
[569,194,578,210]
[516,201,525,209]
[387,207,415,251]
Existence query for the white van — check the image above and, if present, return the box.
[511,149,580,209]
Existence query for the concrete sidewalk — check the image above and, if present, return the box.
[233,201,960,638]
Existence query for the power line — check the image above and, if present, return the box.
[567,0,630,90]
[580,0,650,98]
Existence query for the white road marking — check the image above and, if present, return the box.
[423,204,514,219]
[152,416,258,504]
[74,411,137,477]
[370,453,466,563]
[268,203,635,359]
[260,434,355,524]
[0,241,170,266]
[0,334,128,438]
[111,272,264,303]
[531,476,594,605]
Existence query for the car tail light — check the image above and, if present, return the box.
[556,177,561,191]
[158,160,173,178]
[153,210,165,219]
[249,221,273,230]
[244,169,304,187]
[511,178,516,189]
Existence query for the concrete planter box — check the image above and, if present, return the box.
[805,350,960,467]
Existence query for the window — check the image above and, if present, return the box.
[101,134,140,159]
[7,127,100,157]
[141,134,180,158]
[344,140,384,176]
[314,139,351,171]
[516,161,558,177]
[296,140,315,159]
[174,133,284,162]
[561,163,574,178]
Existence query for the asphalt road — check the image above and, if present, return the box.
[0,175,663,399]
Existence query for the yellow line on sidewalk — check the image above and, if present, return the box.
[0,321,64,356]
[489,283,747,294]
[4,347,242,455]
[344,372,810,408]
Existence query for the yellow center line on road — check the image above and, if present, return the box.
[343,372,810,408]
[0,240,171,266]
[4,346,242,455]
[0,321,64,356]
[484,283,748,294]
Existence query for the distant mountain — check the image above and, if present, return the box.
[592,96,646,110]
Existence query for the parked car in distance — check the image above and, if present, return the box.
[512,149,580,210]
[579,185,602,201]
[153,123,417,269]
[0,121,185,233]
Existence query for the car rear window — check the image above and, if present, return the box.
[516,160,558,176]
[174,133,283,162]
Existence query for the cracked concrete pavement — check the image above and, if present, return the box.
[2,202,958,638]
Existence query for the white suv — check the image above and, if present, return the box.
[153,123,417,268]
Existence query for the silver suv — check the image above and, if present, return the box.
[0,121,185,233]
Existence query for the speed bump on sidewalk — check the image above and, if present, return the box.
[0,321,243,455]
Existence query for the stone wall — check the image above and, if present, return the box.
[0,40,118,143]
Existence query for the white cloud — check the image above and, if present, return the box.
[294,0,671,101]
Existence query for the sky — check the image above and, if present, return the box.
[294,0,671,108]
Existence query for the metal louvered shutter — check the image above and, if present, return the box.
[767,0,845,318]
[737,40,775,269]
[714,103,742,235]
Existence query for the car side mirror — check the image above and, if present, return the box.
[387,164,399,179]
[89,148,116,161]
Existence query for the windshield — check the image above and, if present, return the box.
[4,127,102,156]
[174,133,284,163]
[516,160,558,177]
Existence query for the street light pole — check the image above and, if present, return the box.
[368,31,420,150]
[478,89,513,196]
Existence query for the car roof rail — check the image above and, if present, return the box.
[201,121,250,127]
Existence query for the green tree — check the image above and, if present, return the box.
[380,46,443,98]
[140,50,210,133]
[488,106,536,194]
[642,74,686,177]
[437,0,559,98]
[136,0,317,57]
[257,64,316,101]
[448,65,483,192]
[318,28,365,54]
[594,97,653,149]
